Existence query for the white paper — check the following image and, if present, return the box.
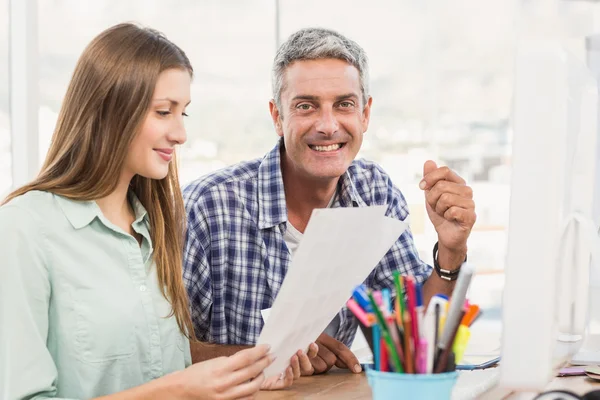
[261,308,373,364]
[257,206,408,377]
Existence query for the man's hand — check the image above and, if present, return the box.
[311,333,361,375]
[420,160,476,252]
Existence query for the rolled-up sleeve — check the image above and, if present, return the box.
[183,202,214,342]
[0,205,73,400]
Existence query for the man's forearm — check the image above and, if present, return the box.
[190,341,252,363]
[423,272,455,307]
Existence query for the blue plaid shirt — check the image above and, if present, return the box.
[183,141,432,347]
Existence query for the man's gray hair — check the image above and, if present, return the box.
[272,27,370,110]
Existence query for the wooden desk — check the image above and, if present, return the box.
[257,369,600,399]
[257,369,368,400]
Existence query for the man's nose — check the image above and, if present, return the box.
[315,108,339,136]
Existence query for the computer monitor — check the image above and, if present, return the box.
[569,33,600,366]
[499,40,600,392]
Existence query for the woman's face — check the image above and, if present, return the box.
[124,68,191,180]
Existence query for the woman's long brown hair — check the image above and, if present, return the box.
[4,23,195,339]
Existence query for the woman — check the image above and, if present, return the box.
[0,23,294,399]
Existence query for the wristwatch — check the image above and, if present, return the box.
[433,242,467,281]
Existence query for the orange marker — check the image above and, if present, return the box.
[461,304,480,327]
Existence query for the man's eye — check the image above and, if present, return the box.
[297,104,312,110]
[339,102,354,108]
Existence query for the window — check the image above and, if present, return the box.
[37,0,276,184]
[279,0,599,312]
[36,0,599,313]
[0,0,10,196]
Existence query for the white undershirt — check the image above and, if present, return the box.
[283,190,338,257]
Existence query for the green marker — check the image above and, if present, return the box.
[393,271,405,316]
[367,291,404,373]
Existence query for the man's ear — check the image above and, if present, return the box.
[361,96,373,133]
[269,100,284,137]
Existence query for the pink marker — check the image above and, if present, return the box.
[417,338,428,374]
[346,298,374,327]
[373,291,383,307]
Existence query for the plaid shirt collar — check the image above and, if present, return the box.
[257,140,367,230]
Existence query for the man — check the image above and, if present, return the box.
[183,28,476,376]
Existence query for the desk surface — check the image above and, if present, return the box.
[258,369,367,400]
[256,369,600,399]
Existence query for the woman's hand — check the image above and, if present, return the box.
[174,344,274,399]
[260,343,319,390]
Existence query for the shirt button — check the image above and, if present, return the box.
[139,285,147,292]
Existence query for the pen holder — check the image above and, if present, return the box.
[366,368,458,400]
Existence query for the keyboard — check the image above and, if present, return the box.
[452,368,501,400]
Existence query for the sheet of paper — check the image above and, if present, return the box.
[257,206,408,377]
[260,309,373,364]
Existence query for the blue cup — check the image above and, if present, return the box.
[366,369,458,400]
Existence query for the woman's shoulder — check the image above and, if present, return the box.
[0,190,59,224]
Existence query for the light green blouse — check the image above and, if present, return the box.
[0,190,191,400]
